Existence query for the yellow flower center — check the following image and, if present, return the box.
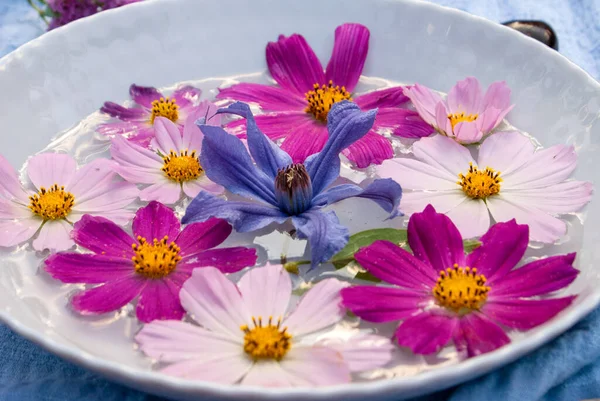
[132,235,181,279]
[241,316,292,361]
[162,150,203,183]
[448,112,478,130]
[305,81,352,123]
[28,184,75,220]
[458,163,502,199]
[433,264,490,313]
[150,97,179,124]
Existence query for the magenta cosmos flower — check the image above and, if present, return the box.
[98,84,207,146]
[111,108,223,204]
[45,201,257,323]
[342,205,578,357]
[404,77,514,144]
[217,23,432,168]
[0,153,138,251]
[136,264,393,386]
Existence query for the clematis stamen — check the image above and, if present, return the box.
[132,235,182,279]
[29,184,75,220]
[241,315,292,361]
[433,264,490,313]
[150,97,179,124]
[274,163,313,215]
[458,162,502,199]
[305,81,352,123]
[162,150,203,183]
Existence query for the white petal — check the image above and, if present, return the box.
[110,136,163,170]
[502,181,592,214]
[377,158,457,191]
[445,197,490,239]
[161,353,252,384]
[237,264,292,321]
[32,219,73,251]
[72,181,138,213]
[400,190,466,214]
[241,360,297,387]
[0,216,40,247]
[139,180,182,204]
[182,177,223,198]
[153,117,184,155]
[0,155,29,203]
[278,346,351,386]
[477,131,535,175]
[317,334,394,372]
[412,134,475,176]
[27,153,76,190]
[66,158,116,200]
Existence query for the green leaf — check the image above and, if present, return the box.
[463,239,482,253]
[331,228,407,270]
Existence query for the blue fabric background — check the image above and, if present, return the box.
[1,0,599,400]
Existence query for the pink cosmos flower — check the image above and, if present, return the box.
[404,77,514,144]
[45,201,257,323]
[0,153,138,252]
[98,84,206,146]
[217,23,433,168]
[342,205,578,357]
[136,264,394,386]
[110,106,223,204]
[377,132,593,242]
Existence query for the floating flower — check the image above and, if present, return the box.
[0,153,138,251]
[217,23,432,168]
[404,77,514,144]
[98,84,210,146]
[341,205,578,357]
[136,264,393,386]
[45,201,257,323]
[377,132,592,242]
[183,102,402,267]
[110,111,223,204]
[41,0,141,30]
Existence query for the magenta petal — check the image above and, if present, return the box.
[266,33,325,96]
[354,87,410,109]
[355,240,438,289]
[45,253,134,284]
[342,130,393,168]
[71,215,136,258]
[178,247,257,274]
[226,111,310,141]
[135,277,186,323]
[341,286,424,322]
[217,83,306,112]
[466,219,529,283]
[394,311,458,354]
[325,23,369,92]
[280,120,329,163]
[132,201,181,241]
[491,253,578,298]
[175,218,232,257]
[100,102,148,121]
[171,85,202,109]
[129,84,162,108]
[454,312,510,357]
[408,205,465,273]
[72,276,146,315]
[371,108,433,139]
[483,297,575,330]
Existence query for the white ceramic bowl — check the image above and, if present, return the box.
[1,0,599,399]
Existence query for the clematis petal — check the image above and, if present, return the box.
[237,264,292,321]
[70,214,135,257]
[325,23,369,92]
[175,218,232,256]
[171,85,202,109]
[341,286,425,322]
[280,120,329,164]
[0,217,41,248]
[178,247,257,274]
[32,219,73,252]
[45,253,135,284]
[403,84,443,127]
[342,130,394,168]
[354,87,410,109]
[153,117,183,155]
[266,33,325,95]
[135,277,186,323]
[477,131,534,175]
[27,153,77,191]
[292,210,349,266]
[447,77,483,115]
[395,311,458,354]
[132,201,181,241]
[100,102,148,121]
[129,84,162,108]
[217,83,306,111]
[454,312,510,357]
[0,155,30,203]
[226,111,310,142]
[71,276,146,315]
[482,297,576,330]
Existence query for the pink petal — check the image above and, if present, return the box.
[132,201,181,241]
[178,247,257,274]
[376,158,458,191]
[504,181,593,214]
[276,346,351,386]
[71,214,135,257]
[395,311,458,354]
[284,279,348,337]
[477,131,534,175]
[71,276,146,315]
[110,136,163,170]
[32,219,73,251]
[482,81,512,112]
[241,361,296,387]
[342,130,393,168]
[280,120,329,163]
[129,84,161,108]
[403,84,443,126]
[45,253,134,284]
[162,354,251,383]
[176,218,232,256]
[453,121,483,144]
[445,197,490,240]
[447,77,483,115]
[182,113,205,153]
[325,23,369,92]
[266,33,325,96]
[354,240,438,289]
[0,155,29,203]
[27,153,77,190]
[66,158,117,201]
[399,190,466,215]
[180,267,250,339]
[412,134,475,176]
[482,297,575,330]
[114,165,162,185]
[237,264,291,320]
[435,101,453,135]
[217,83,306,112]
[171,85,202,109]
[373,108,430,136]
[135,277,186,323]
[454,312,510,357]
[139,180,183,204]
[341,286,425,322]
[153,117,183,155]
[476,107,504,134]
[354,87,410,109]
[96,121,148,138]
[317,334,394,372]
[486,194,566,243]
[0,217,40,248]
[182,177,223,198]
[73,181,139,215]
[0,198,31,219]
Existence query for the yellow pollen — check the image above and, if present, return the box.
[28,184,75,220]
[305,80,352,123]
[241,316,292,361]
[448,112,478,130]
[150,97,179,124]
[161,150,203,183]
[131,235,181,279]
[458,162,502,199]
[433,264,490,313]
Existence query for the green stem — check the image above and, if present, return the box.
[27,0,50,24]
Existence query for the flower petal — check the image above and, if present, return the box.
[466,219,529,282]
[72,181,139,214]
[313,179,402,216]
[175,218,232,256]
[280,120,329,164]
[153,117,183,154]
[482,297,575,330]
[162,353,251,383]
[45,253,134,284]
[100,102,148,121]
[395,311,458,354]
[292,210,349,266]
[482,81,512,112]
[342,130,394,168]
[266,33,325,95]
[453,121,482,144]
[27,153,77,190]
[129,84,161,108]
[399,190,466,215]
[435,101,453,134]
[447,77,483,115]
[284,278,348,337]
[454,312,510,357]
[132,201,181,241]
[373,108,433,139]
[445,197,491,240]
[171,85,202,109]
[217,83,306,111]
[325,23,369,92]
[0,217,40,248]
[276,346,351,386]
[65,158,117,200]
[182,177,223,198]
[179,247,257,274]
[71,214,135,257]
[226,111,309,141]
[477,131,534,175]
[318,334,394,372]
[412,134,475,176]
[403,84,443,126]
[32,219,73,251]
[139,180,182,205]
[110,136,163,170]
[354,87,410,109]
[341,286,425,322]
[237,264,291,320]
[135,277,186,323]
[501,181,593,214]
[0,155,29,203]
[71,276,146,315]
[377,158,458,191]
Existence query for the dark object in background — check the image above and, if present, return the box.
[502,20,558,50]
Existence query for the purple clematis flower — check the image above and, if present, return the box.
[182,101,402,267]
